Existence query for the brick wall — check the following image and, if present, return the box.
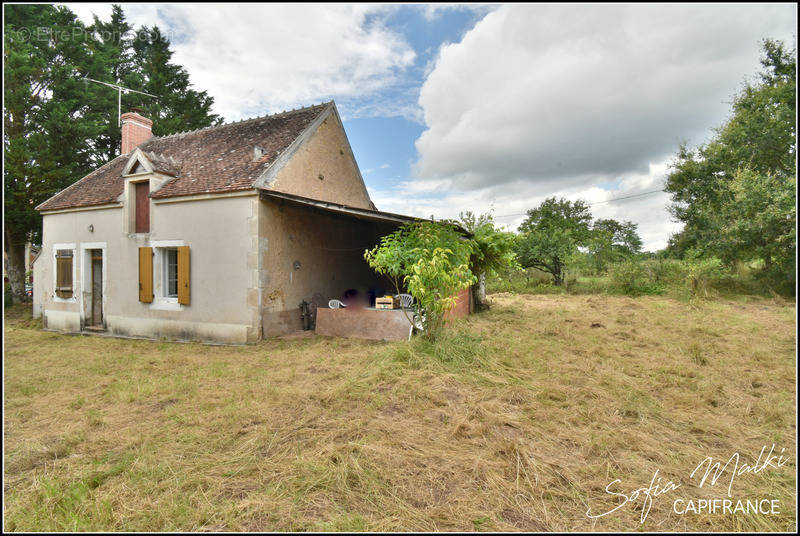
[444,286,472,324]
[121,112,153,154]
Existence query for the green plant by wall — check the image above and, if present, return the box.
[364,221,476,340]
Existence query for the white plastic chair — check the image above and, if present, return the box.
[408,310,425,341]
[395,293,414,308]
[328,299,346,309]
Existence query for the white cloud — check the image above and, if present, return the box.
[363,163,390,175]
[420,3,496,22]
[409,3,796,249]
[65,3,416,120]
[371,159,679,250]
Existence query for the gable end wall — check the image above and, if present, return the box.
[269,111,373,210]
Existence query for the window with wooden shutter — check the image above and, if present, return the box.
[135,181,150,233]
[138,247,153,303]
[164,248,178,298]
[177,246,190,305]
[55,249,73,298]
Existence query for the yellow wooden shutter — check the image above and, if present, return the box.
[139,247,153,303]
[177,246,190,305]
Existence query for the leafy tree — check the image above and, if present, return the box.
[588,218,643,271]
[364,222,476,339]
[706,168,795,289]
[665,38,796,288]
[585,226,616,273]
[593,219,643,255]
[515,197,592,285]
[455,211,518,308]
[3,4,220,302]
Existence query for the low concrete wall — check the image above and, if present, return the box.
[315,308,412,341]
[105,315,250,344]
[43,309,81,332]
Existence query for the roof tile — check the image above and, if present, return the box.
[37,103,330,211]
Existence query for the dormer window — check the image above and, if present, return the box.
[135,181,150,233]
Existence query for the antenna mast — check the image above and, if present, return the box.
[82,77,158,126]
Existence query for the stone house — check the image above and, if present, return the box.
[33,101,463,344]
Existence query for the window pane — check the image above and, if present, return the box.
[166,248,178,297]
[55,250,73,298]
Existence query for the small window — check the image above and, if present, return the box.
[135,181,150,233]
[163,248,178,298]
[55,249,74,298]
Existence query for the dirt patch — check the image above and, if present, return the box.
[380,403,406,417]
[501,508,549,531]
[151,398,178,411]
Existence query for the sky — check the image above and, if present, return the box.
[65,3,797,250]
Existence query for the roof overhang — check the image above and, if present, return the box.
[259,189,421,227]
[258,189,471,236]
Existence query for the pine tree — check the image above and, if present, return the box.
[128,25,220,137]
[4,5,103,301]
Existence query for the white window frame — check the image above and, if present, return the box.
[52,243,77,303]
[162,247,179,299]
[150,239,185,311]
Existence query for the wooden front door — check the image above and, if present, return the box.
[91,251,103,326]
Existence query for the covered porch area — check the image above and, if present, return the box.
[258,189,472,341]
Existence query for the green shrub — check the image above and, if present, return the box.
[649,259,688,286]
[487,268,558,294]
[684,258,727,298]
[608,260,665,296]
[364,221,476,339]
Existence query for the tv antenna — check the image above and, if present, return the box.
[82,77,158,126]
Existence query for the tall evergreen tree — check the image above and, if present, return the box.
[85,4,135,162]
[128,25,219,137]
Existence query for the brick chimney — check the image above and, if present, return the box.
[120,111,153,154]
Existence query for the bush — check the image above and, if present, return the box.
[364,221,476,340]
[489,256,785,300]
[684,258,727,298]
[487,268,562,295]
[608,260,666,296]
[649,258,688,286]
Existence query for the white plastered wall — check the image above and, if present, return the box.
[36,180,260,344]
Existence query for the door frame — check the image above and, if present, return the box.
[90,251,103,326]
[80,242,107,329]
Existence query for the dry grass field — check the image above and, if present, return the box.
[3,293,796,532]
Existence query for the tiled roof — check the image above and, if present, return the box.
[143,151,180,177]
[36,103,330,211]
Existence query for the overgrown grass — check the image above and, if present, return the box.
[4,296,796,532]
[489,259,791,301]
